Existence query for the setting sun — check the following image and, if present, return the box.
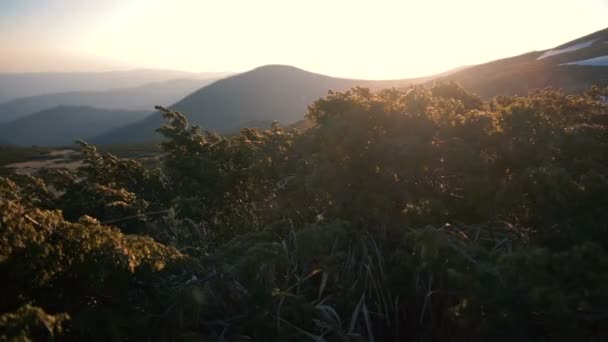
[1,0,607,78]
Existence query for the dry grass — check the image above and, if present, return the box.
[4,149,82,174]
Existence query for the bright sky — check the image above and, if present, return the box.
[0,0,607,79]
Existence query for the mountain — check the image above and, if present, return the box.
[95,29,608,145]
[0,106,151,146]
[92,65,430,144]
[0,77,224,124]
[71,28,608,145]
[0,69,231,103]
[436,27,608,98]
[164,65,431,131]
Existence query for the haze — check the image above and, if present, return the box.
[1,0,607,79]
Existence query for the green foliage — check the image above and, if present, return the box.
[0,305,69,341]
[1,83,608,340]
[0,177,199,340]
[156,105,298,245]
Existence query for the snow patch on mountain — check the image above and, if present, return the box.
[562,55,608,66]
[537,39,597,60]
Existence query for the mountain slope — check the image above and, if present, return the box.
[0,106,151,146]
[0,69,231,103]
[0,77,223,123]
[436,27,608,97]
[93,65,429,144]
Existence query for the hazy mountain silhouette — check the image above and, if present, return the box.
[0,69,231,103]
[0,106,150,146]
[92,65,432,144]
[0,77,224,123]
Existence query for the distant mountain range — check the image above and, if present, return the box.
[1,27,606,147]
[0,77,224,124]
[0,106,150,146]
[0,69,231,103]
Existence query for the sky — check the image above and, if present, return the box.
[0,0,607,79]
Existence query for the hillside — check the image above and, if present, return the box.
[0,69,230,103]
[93,65,429,144]
[0,106,150,146]
[437,27,608,97]
[0,77,223,123]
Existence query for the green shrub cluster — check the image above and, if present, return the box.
[1,83,608,341]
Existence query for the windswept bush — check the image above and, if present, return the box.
[1,84,607,341]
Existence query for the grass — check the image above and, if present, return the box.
[0,146,55,176]
[96,141,162,159]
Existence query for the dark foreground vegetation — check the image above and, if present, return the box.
[1,83,608,341]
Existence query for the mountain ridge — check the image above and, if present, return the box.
[427,27,608,98]
[0,69,232,103]
[0,77,225,123]
[0,106,151,146]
